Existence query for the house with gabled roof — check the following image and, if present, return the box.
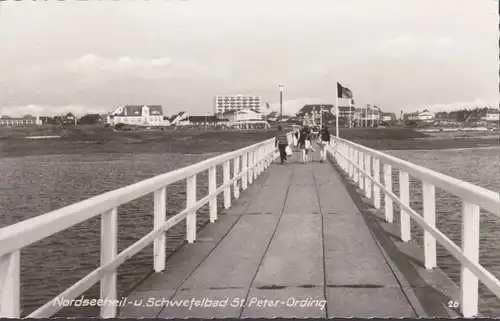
[168,111,189,126]
[108,105,167,126]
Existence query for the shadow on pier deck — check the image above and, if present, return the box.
[119,151,461,318]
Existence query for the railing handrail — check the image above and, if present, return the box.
[1,133,290,318]
[333,136,500,216]
[329,136,500,318]
[0,136,275,257]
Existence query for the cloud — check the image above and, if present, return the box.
[376,36,418,58]
[59,54,230,81]
[376,35,455,59]
[0,104,108,117]
[66,54,173,76]
[417,98,498,112]
[435,36,453,48]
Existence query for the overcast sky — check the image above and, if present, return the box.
[0,0,498,116]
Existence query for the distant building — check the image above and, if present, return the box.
[222,109,266,127]
[168,112,189,126]
[0,115,41,126]
[187,116,229,126]
[214,95,262,114]
[481,108,500,122]
[403,109,434,123]
[108,105,166,126]
[62,113,76,125]
[380,112,397,122]
[337,106,357,119]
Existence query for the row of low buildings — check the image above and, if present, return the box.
[402,108,500,123]
[0,115,43,126]
[107,105,268,128]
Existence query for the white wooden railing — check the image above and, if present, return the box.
[329,136,500,318]
[0,134,291,318]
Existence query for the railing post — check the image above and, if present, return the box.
[248,151,253,185]
[223,160,231,209]
[186,175,197,243]
[422,182,436,269]
[359,151,364,190]
[345,144,350,173]
[154,188,166,272]
[268,143,273,167]
[208,166,217,222]
[0,251,20,318]
[257,147,262,176]
[399,171,411,242]
[100,207,117,318]
[342,143,348,172]
[365,154,372,199]
[383,164,393,223]
[254,148,258,179]
[373,158,381,209]
[242,153,248,190]
[460,201,480,317]
[346,145,351,177]
[233,156,240,199]
[353,149,359,183]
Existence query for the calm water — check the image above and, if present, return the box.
[0,152,231,317]
[1,147,499,316]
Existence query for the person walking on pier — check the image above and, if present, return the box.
[298,125,312,164]
[275,125,288,164]
[318,125,331,163]
[292,127,299,149]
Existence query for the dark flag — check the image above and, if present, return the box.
[337,82,353,99]
[266,101,270,109]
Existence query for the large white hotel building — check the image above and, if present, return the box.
[214,95,262,114]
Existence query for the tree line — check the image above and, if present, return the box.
[435,107,494,122]
[39,113,103,125]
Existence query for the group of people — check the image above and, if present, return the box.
[275,125,331,164]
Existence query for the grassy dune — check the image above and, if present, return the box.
[0,125,498,157]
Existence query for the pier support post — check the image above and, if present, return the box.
[423,182,436,269]
[373,158,380,209]
[233,157,240,199]
[242,153,248,190]
[399,171,410,242]
[359,151,364,190]
[154,188,167,272]
[460,201,480,318]
[208,166,217,222]
[186,175,197,243]
[0,251,20,318]
[365,154,372,199]
[223,160,231,209]
[383,164,393,223]
[100,208,117,318]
